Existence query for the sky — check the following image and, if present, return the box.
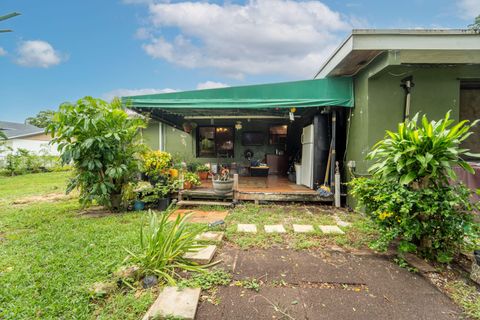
[0,0,479,122]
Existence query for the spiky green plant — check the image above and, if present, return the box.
[125,208,208,285]
[368,111,479,187]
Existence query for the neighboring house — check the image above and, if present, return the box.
[0,121,58,162]
[123,29,480,204]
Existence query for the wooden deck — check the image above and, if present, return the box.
[180,176,333,203]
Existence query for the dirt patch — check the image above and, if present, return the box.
[11,193,72,205]
[171,209,228,223]
[77,206,125,218]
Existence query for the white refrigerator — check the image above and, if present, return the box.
[301,124,314,189]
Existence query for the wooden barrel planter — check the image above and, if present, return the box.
[212,179,234,195]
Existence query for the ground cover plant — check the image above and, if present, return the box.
[351,112,480,262]
[47,97,147,210]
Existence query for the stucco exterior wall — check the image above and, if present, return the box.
[346,61,480,205]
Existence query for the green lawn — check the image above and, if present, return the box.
[0,171,71,204]
[3,172,477,319]
[0,173,154,319]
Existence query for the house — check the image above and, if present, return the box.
[0,121,58,162]
[124,29,480,205]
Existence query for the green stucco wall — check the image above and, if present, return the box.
[346,57,480,206]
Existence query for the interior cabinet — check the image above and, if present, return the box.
[266,154,288,175]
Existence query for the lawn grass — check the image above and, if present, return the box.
[0,171,71,204]
[0,172,378,318]
[223,203,378,250]
[0,199,155,319]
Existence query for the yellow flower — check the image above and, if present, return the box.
[378,211,393,220]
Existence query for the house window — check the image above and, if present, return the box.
[269,125,288,145]
[197,126,234,158]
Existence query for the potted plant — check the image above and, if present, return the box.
[155,184,172,211]
[196,164,210,180]
[212,167,234,195]
[143,150,172,186]
[183,172,201,190]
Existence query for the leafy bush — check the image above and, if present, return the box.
[143,150,172,179]
[368,111,478,187]
[351,112,479,262]
[350,177,478,261]
[47,97,146,210]
[125,209,208,285]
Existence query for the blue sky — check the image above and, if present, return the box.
[0,0,478,122]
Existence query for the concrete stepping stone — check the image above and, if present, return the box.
[334,215,352,227]
[264,224,286,233]
[195,231,224,242]
[142,286,201,320]
[293,224,315,233]
[319,225,345,235]
[184,245,217,264]
[237,224,257,233]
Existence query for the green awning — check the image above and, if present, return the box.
[124,77,352,109]
[123,77,352,125]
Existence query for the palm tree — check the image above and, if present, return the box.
[0,12,21,33]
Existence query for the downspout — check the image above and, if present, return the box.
[401,76,414,120]
[330,110,336,189]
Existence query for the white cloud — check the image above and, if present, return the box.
[196,81,229,90]
[135,0,351,78]
[0,47,7,56]
[458,0,480,20]
[15,40,65,68]
[102,88,177,101]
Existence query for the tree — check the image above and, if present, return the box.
[47,97,147,210]
[468,14,480,32]
[26,110,56,128]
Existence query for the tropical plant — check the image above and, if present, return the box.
[184,172,201,186]
[143,150,172,178]
[368,111,478,188]
[351,112,480,262]
[26,109,56,128]
[47,97,146,210]
[125,209,208,285]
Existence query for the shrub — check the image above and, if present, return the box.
[47,97,146,210]
[143,150,172,179]
[125,209,208,285]
[351,112,480,262]
[350,177,478,261]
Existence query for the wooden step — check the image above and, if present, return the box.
[181,189,233,200]
[176,200,234,207]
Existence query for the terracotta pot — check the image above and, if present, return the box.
[198,171,209,180]
[184,181,193,190]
